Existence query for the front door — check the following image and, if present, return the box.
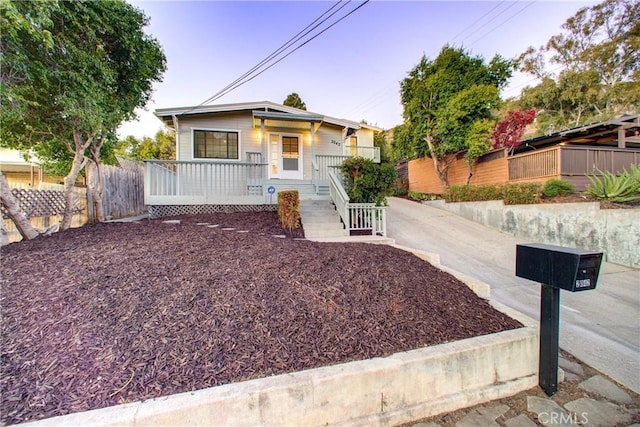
[269,133,303,179]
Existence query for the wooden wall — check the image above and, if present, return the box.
[408,152,508,194]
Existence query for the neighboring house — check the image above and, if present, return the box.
[0,148,54,188]
[147,101,381,217]
[408,114,640,194]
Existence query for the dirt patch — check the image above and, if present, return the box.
[1,212,522,425]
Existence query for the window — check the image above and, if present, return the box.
[193,130,239,159]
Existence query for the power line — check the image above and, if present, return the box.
[466,1,536,48]
[190,0,370,110]
[447,1,507,46]
[198,0,350,107]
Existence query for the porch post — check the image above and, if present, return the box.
[261,118,267,184]
[618,126,626,148]
[310,121,316,158]
[260,118,266,159]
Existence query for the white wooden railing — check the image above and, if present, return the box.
[327,170,387,237]
[145,160,266,205]
[343,145,381,163]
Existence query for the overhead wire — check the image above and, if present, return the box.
[187,0,370,112]
[197,0,350,107]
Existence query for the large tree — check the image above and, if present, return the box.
[1,0,166,235]
[117,130,176,161]
[517,0,639,131]
[396,46,512,189]
[283,92,307,110]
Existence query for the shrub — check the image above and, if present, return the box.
[340,157,397,205]
[587,165,640,202]
[542,179,575,197]
[392,178,409,196]
[443,183,541,204]
[503,183,541,205]
[408,191,427,201]
[277,190,300,232]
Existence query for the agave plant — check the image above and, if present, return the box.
[586,165,640,202]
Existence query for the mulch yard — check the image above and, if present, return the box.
[0,212,522,425]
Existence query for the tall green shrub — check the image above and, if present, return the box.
[340,157,397,205]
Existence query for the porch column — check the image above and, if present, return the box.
[618,126,626,148]
[260,118,266,159]
[261,118,266,183]
[310,121,316,158]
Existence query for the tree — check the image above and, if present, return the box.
[517,0,639,131]
[399,46,512,189]
[117,130,176,161]
[491,108,537,154]
[283,92,307,110]
[1,0,166,235]
[373,131,391,164]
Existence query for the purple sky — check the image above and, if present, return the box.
[119,0,596,138]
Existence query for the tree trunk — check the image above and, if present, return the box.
[86,160,105,223]
[424,134,450,191]
[0,172,40,241]
[465,158,474,185]
[60,129,92,231]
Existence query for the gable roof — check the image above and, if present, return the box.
[154,101,382,132]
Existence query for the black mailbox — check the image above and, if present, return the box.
[515,243,603,397]
[516,243,603,291]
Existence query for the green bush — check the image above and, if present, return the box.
[443,183,541,205]
[408,191,427,201]
[392,178,409,196]
[587,165,640,202]
[277,190,300,232]
[503,183,541,205]
[542,179,575,197]
[340,157,397,205]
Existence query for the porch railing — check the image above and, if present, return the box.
[327,169,387,237]
[145,160,266,205]
[314,154,351,193]
[508,147,558,180]
[508,146,640,181]
[343,145,381,163]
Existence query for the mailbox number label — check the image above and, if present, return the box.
[575,278,591,289]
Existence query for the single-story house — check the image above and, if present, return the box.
[146,101,381,217]
[407,114,640,194]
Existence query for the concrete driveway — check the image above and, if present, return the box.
[386,197,640,393]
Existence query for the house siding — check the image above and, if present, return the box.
[176,112,259,161]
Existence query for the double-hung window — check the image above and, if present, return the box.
[194,130,239,160]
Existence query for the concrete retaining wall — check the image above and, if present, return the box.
[425,200,640,268]
[24,328,537,427]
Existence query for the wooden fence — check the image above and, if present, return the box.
[2,160,145,243]
[87,161,145,221]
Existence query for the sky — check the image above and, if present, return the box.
[118,0,597,139]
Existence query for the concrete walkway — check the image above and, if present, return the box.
[386,197,640,394]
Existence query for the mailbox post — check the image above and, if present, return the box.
[516,243,603,396]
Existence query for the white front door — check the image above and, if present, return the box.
[269,133,303,179]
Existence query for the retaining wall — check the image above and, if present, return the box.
[425,200,640,268]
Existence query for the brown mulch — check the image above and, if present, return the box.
[0,212,522,425]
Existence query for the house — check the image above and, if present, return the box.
[147,101,382,219]
[407,114,640,194]
[0,148,53,188]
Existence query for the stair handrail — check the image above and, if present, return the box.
[327,169,350,231]
[327,169,387,237]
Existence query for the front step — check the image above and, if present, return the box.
[299,200,347,239]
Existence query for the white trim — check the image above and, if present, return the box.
[155,100,383,133]
[191,127,242,162]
